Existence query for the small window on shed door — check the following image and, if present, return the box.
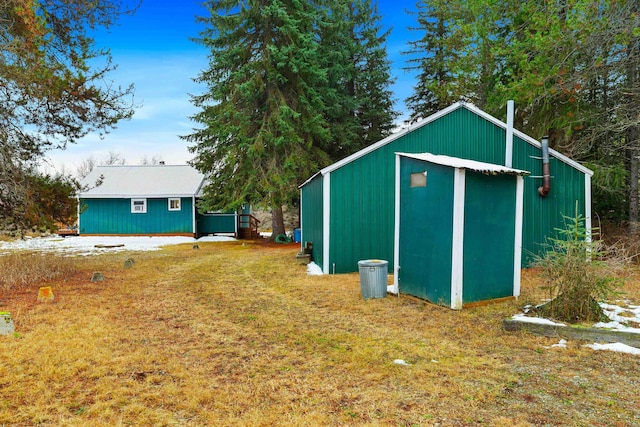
[410,171,427,188]
[131,199,147,213]
[168,198,181,211]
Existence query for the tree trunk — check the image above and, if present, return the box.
[626,31,639,234]
[270,205,286,240]
[628,146,639,234]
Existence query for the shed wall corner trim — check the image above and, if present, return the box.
[450,168,466,309]
[322,173,331,274]
[513,175,524,297]
[392,154,401,294]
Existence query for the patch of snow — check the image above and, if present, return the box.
[511,313,566,327]
[593,301,640,334]
[584,342,640,355]
[393,359,410,366]
[545,339,567,349]
[515,302,640,355]
[307,262,323,276]
[0,235,235,256]
[593,321,640,334]
[197,235,236,243]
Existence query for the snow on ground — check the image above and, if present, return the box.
[0,234,236,256]
[585,342,640,355]
[307,262,323,276]
[512,313,566,327]
[514,300,640,356]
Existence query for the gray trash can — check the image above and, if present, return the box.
[358,259,388,300]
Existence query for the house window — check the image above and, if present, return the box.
[131,198,147,213]
[410,172,427,188]
[168,198,181,211]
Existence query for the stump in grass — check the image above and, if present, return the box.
[535,293,608,323]
[37,286,55,303]
[193,244,199,250]
[91,272,104,282]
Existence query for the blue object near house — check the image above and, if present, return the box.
[78,164,254,237]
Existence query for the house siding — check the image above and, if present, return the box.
[196,213,236,236]
[80,197,194,235]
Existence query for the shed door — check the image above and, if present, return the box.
[398,159,454,305]
[462,172,516,302]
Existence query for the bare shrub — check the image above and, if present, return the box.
[533,212,629,323]
[0,252,77,291]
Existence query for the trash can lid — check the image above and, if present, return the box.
[358,259,388,267]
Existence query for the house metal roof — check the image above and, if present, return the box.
[397,153,530,176]
[79,165,206,198]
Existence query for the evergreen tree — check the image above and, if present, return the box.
[185,0,331,236]
[187,0,398,234]
[350,0,398,148]
[317,0,397,160]
[403,0,466,121]
[405,0,640,227]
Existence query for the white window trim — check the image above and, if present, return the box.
[131,198,147,214]
[168,198,181,211]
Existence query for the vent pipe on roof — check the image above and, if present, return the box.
[538,136,551,197]
[505,100,514,168]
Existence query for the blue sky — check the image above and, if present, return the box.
[45,0,420,174]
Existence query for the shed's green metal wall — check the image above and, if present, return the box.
[300,175,324,266]
[511,136,586,264]
[316,106,587,273]
[398,158,454,304]
[80,197,193,234]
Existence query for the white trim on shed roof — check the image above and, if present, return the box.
[301,102,592,186]
[79,165,206,198]
[397,153,530,176]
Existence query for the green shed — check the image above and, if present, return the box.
[395,153,529,309]
[299,102,593,276]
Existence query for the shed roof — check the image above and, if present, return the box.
[300,101,591,187]
[79,165,206,198]
[398,153,530,176]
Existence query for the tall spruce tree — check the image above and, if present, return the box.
[350,0,397,148]
[310,0,397,160]
[187,0,398,234]
[404,0,466,121]
[185,0,331,237]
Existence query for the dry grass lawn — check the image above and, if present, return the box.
[1,240,639,426]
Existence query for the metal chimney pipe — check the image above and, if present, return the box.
[505,100,514,168]
[538,136,551,197]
